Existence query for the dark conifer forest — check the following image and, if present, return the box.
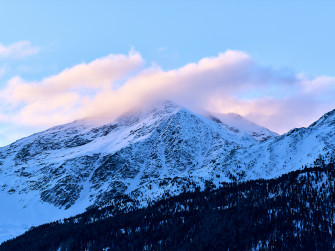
[1,157,335,251]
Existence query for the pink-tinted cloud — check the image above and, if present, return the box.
[0,49,335,141]
[4,51,143,104]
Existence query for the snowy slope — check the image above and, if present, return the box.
[206,112,278,141]
[220,109,335,181]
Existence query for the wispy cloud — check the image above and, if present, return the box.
[0,49,335,142]
[0,65,6,78]
[0,41,39,59]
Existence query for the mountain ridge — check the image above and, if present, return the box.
[205,111,278,141]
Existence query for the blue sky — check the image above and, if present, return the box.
[0,1,335,146]
[1,1,334,79]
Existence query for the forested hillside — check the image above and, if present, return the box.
[2,157,334,251]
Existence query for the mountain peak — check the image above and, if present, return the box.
[309,109,335,128]
[114,100,181,126]
[149,99,182,114]
[153,99,180,109]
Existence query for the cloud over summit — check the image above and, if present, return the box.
[0,49,335,141]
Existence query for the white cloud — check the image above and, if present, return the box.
[0,41,39,59]
[0,49,335,144]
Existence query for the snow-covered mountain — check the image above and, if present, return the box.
[0,101,259,242]
[0,100,334,243]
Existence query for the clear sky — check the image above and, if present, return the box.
[0,1,335,146]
